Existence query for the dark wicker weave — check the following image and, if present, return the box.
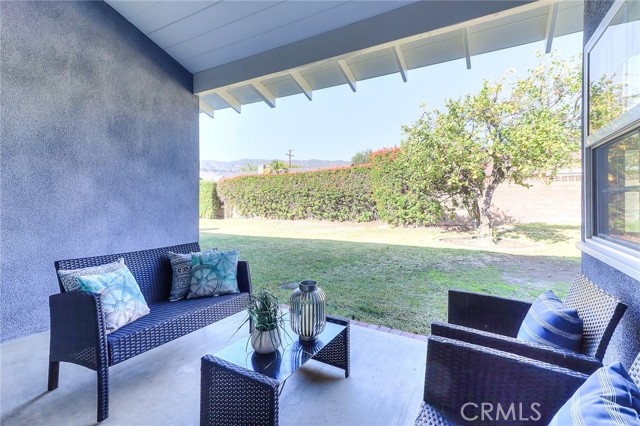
[431,323,602,374]
[201,356,280,426]
[314,316,350,378]
[433,273,626,373]
[415,336,589,426]
[629,352,640,388]
[48,243,252,422]
[200,315,350,426]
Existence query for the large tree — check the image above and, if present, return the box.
[401,53,590,238]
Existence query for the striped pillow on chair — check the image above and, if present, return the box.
[549,362,640,426]
[517,290,583,352]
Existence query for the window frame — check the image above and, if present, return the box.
[579,0,640,281]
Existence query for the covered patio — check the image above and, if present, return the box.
[1,313,426,425]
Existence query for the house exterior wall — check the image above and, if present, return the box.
[582,0,640,368]
[0,2,199,341]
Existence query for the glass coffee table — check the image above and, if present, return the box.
[200,315,350,426]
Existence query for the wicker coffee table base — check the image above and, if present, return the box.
[200,316,350,426]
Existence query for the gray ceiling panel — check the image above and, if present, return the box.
[125,1,218,35]
[471,15,547,56]
[165,2,345,63]
[107,1,162,19]
[264,77,303,98]
[149,2,276,48]
[349,50,398,81]
[403,36,465,69]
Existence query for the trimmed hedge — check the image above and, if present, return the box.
[370,148,445,226]
[217,166,377,222]
[199,180,222,219]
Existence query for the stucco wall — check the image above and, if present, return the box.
[582,0,640,368]
[0,2,199,342]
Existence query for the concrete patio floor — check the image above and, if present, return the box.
[1,312,426,426]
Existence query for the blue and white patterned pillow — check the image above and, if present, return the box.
[517,290,583,352]
[167,249,217,302]
[57,258,125,292]
[187,249,240,299]
[549,362,640,426]
[78,266,150,332]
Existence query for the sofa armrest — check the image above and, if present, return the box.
[49,292,108,371]
[448,289,532,337]
[425,335,588,425]
[237,261,252,294]
[432,322,602,374]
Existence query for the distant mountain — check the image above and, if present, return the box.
[200,158,351,181]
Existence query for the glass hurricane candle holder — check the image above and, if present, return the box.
[289,280,326,342]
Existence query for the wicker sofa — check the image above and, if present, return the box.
[47,242,252,422]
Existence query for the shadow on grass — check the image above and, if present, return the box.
[201,233,579,335]
[497,223,580,244]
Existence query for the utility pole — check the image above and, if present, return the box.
[286,149,294,168]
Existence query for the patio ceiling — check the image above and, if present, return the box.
[105,0,583,116]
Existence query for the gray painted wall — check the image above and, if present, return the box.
[582,0,640,368]
[0,1,199,342]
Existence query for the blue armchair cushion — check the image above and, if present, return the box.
[167,248,217,301]
[57,258,125,292]
[549,362,640,426]
[517,290,583,352]
[187,249,240,299]
[78,266,150,332]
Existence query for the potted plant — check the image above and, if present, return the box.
[241,291,287,354]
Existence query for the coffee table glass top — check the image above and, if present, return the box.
[213,318,345,382]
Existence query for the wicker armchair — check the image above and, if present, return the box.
[415,335,589,426]
[432,274,626,374]
[417,337,640,426]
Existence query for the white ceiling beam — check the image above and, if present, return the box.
[392,45,408,83]
[199,98,215,118]
[462,27,471,70]
[337,59,357,92]
[251,81,276,108]
[289,70,313,101]
[217,90,241,114]
[545,2,560,54]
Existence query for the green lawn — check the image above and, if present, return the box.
[200,219,581,335]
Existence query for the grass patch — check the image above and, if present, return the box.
[201,219,580,335]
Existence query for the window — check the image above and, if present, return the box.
[581,0,640,280]
[588,0,640,138]
[594,130,640,248]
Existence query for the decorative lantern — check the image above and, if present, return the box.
[289,280,326,342]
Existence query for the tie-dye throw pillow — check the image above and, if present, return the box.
[167,248,217,302]
[78,266,150,332]
[57,258,125,292]
[187,249,240,299]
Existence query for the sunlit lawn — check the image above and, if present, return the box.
[200,219,581,335]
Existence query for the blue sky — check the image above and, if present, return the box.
[199,32,583,162]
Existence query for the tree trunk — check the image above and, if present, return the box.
[477,179,500,241]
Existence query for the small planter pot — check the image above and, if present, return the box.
[250,329,282,354]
